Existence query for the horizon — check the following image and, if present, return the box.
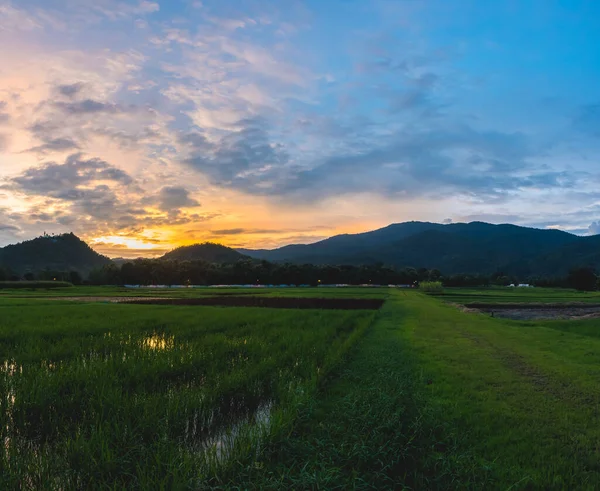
[1,1,599,258]
[2,219,595,260]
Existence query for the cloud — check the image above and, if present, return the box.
[0,224,19,232]
[181,118,289,187]
[0,3,42,32]
[56,83,85,97]
[155,186,200,212]
[24,137,80,154]
[11,154,132,197]
[588,222,600,235]
[0,101,9,123]
[180,120,577,203]
[89,0,160,21]
[53,99,131,115]
[211,228,246,235]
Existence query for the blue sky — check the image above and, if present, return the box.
[0,0,599,256]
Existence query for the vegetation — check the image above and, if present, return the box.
[242,221,600,277]
[2,226,600,288]
[0,281,72,289]
[0,300,375,488]
[4,287,600,488]
[0,233,110,277]
[90,259,437,286]
[567,266,598,291]
[435,286,600,304]
[419,281,443,293]
[162,242,249,263]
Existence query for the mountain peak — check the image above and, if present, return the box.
[162,242,248,263]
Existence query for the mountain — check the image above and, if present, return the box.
[527,234,600,277]
[161,242,249,263]
[238,221,443,263]
[239,221,591,276]
[0,233,111,274]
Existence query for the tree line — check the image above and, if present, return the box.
[2,259,599,291]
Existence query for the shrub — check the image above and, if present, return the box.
[420,281,443,293]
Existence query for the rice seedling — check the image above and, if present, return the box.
[0,301,376,488]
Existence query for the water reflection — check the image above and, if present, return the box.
[1,360,21,454]
[195,399,273,463]
[141,333,175,351]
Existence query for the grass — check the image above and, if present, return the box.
[0,285,390,299]
[401,293,600,488]
[436,286,600,304]
[0,301,376,489]
[213,291,600,489]
[4,286,600,489]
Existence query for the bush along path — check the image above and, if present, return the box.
[212,291,600,489]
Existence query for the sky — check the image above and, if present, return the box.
[0,0,599,258]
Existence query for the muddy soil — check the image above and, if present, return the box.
[462,302,600,320]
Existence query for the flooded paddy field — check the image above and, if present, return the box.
[0,297,378,488]
[463,302,600,320]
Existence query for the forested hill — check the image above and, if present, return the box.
[161,243,249,263]
[0,233,111,275]
[239,221,599,276]
[3,222,600,280]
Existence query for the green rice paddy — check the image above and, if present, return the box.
[3,286,600,489]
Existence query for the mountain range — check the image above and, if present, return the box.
[239,221,600,277]
[1,221,600,278]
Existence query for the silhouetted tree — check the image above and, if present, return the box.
[567,267,597,291]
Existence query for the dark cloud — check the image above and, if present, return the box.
[211,228,246,235]
[53,99,131,115]
[0,224,19,232]
[285,127,558,199]
[156,186,200,212]
[12,153,132,196]
[181,118,289,187]
[56,83,85,98]
[210,227,323,236]
[180,116,567,204]
[24,137,80,154]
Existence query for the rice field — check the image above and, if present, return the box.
[0,299,375,488]
[4,287,600,489]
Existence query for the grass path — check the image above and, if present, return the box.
[405,293,600,489]
[211,291,432,489]
[217,291,600,489]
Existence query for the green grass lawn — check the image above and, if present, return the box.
[3,287,600,489]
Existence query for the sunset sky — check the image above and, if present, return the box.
[0,0,599,257]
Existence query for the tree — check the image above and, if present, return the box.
[567,267,597,291]
[69,271,83,285]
